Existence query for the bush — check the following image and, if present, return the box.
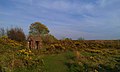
[7,27,26,42]
[41,34,57,44]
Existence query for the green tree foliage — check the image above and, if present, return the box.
[7,27,26,42]
[29,22,49,35]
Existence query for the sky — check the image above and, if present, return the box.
[0,0,120,40]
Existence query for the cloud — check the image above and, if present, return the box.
[0,0,120,39]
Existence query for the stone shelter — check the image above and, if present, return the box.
[27,35,42,49]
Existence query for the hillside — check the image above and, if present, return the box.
[0,37,120,72]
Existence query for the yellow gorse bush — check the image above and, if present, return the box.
[18,49,34,60]
[7,39,22,47]
[19,49,33,55]
[0,36,22,47]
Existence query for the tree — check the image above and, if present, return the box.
[29,22,49,35]
[7,27,26,42]
[0,28,6,37]
[78,37,85,40]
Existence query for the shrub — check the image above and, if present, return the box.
[41,34,57,44]
[7,27,26,42]
[0,36,22,48]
